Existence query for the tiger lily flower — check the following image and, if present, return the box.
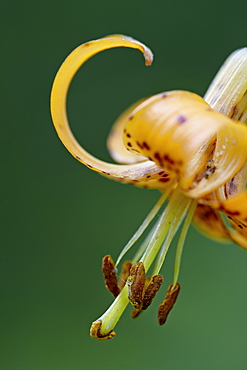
[51,35,247,341]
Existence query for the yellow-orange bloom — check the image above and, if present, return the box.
[51,35,247,340]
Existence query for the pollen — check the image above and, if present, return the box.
[127,262,146,309]
[90,320,116,341]
[102,255,120,298]
[158,283,180,325]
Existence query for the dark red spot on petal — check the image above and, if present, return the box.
[158,178,170,183]
[143,142,150,150]
[136,141,143,149]
[177,115,187,124]
[154,152,162,163]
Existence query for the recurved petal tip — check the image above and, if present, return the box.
[90,320,116,341]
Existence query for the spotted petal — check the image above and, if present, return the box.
[123,90,247,197]
[193,204,231,242]
[107,99,147,164]
[51,36,154,180]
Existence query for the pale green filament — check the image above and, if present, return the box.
[115,182,175,266]
[152,198,192,276]
[140,187,191,271]
[132,222,157,263]
[173,201,197,285]
[97,187,191,335]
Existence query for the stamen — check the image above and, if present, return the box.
[173,201,197,285]
[140,187,191,272]
[90,187,191,339]
[102,255,120,298]
[127,262,145,308]
[151,196,191,276]
[131,276,152,318]
[118,260,132,291]
[142,274,164,310]
[131,308,143,319]
[132,223,157,262]
[158,283,180,325]
[115,185,174,266]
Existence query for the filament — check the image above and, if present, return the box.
[115,181,175,266]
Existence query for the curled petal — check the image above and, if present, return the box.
[193,204,231,242]
[107,99,147,164]
[226,222,247,250]
[203,193,247,250]
[205,48,247,119]
[216,192,247,225]
[123,90,247,197]
[194,200,247,250]
[50,34,167,186]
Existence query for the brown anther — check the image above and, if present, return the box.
[158,283,180,325]
[102,255,120,298]
[127,262,145,309]
[142,274,164,310]
[130,276,151,318]
[90,320,116,341]
[131,308,143,319]
[118,260,132,291]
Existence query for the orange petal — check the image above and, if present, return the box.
[50,35,166,186]
[204,48,247,119]
[193,204,231,242]
[194,203,247,250]
[123,90,247,197]
[215,192,247,224]
[107,99,147,164]
[224,215,247,250]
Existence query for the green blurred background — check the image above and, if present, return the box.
[2,0,247,369]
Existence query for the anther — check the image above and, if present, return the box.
[131,308,142,318]
[90,320,116,341]
[127,262,145,309]
[102,255,120,298]
[205,159,216,179]
[158,283,180,325]
[130,276,151,318]
[118,260,132,291]
[142,274,164,310]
